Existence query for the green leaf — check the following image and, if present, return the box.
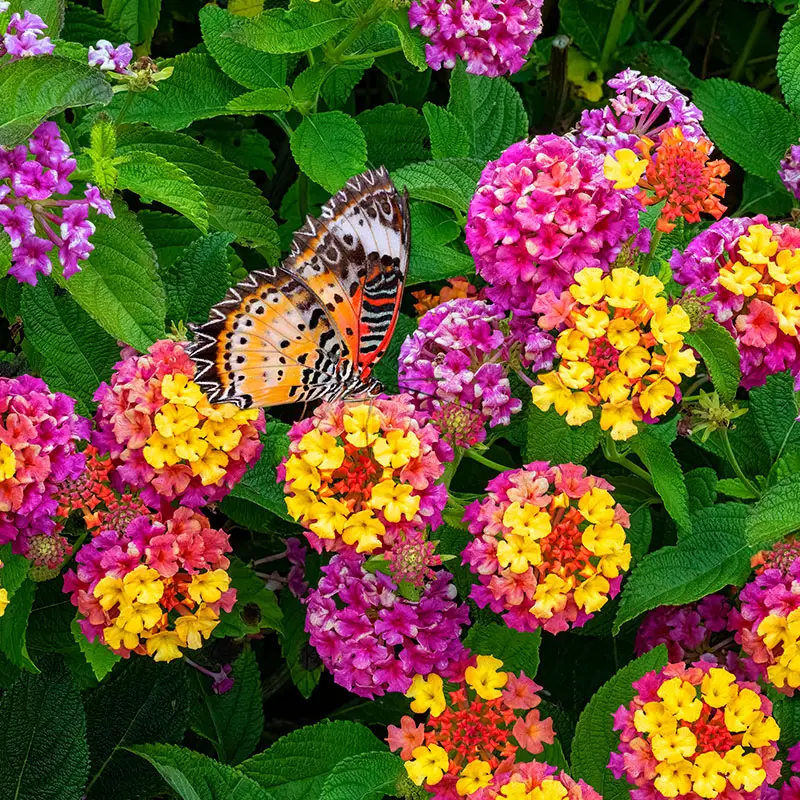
[320,752,404,800]
[192,649,264,765]
[200,5,288,90]
[559,0,611,61]
[0,547,32,599]
[9,0,64,33]
[525,406,601,464]
[0,56,113,147]
[629,430,691,534]
[407,202,474,285]
[164,232,235,325]
[227,88,294,113]
[116,151,209,233]
[717,477,760,500]
[118,127,280,256]
[357,103,429,171]
[392,158,484,213]
[63,5,126,47]
[66,202,166,352]
[0,657,88,800]
[70,619,119,683]
[130,744,273,800]
[684,319,741,403]
[622,41,697,90]
[615,505,752,632]
[464,622,541,677]
[447,65,528,161]
[102,0,160,47]
[88,117,119,195]
[322,60,372,109]
[140,210,204,268]
[779,11,800,115]
[571,647,669,800]
[375,313,417,394]
[215,557,283,639]
[117,52,245,131]
[685,467,718,513]
[280,593,322,700]
[739,173,794,217]
[768,688,800,756]
[232,2,350,54]
[384,8,428,71]
[20,280,118,416]
[746,472,800,550]
[750,371,800,460]
[240,721,385,800]
[692,79,800,187]
[423,102,470,160]
[0,579,37,672]
[290,111,368,194]
[84,660,190,800]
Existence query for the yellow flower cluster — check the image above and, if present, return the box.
[142,374,258,485]
[604,148,648,190]
[757,608,800,690]
[532,267,698,440]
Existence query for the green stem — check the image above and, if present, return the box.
[663,0,704,42]
[328,0,390,62]
[298,172,309,220]
[600,0,631,72]
[114,90,135,127]
[640,229,663,274]
[464,450,512,473]
[643,0,663,21]
[653,0,691,37]
[341,45,403,62]
[718,428,761,497]
[602,436,655,486]
[268,113,294,138]
[730,8,770,81]
[442,449,464,489]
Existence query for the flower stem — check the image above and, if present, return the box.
[663,0,704,42]
[341,46,403,62]
[464,449,512,473]
[114,90,135,127]
[730,8,770,82]
[718,428,761,498]
[602,436,655,486]
[639,229,662,274]
[600,0,631,72]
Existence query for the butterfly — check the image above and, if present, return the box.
[187,167,410,409]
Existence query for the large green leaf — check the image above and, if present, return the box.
[750,371,800,460]
[63,5,125,46]
[9,0,64,32]
[525,406,601,464]
[384,7,428,71]
[746,472,800,550]
[215,557,283,639]
[464,622,541,678]
[320,752,404,800]
[0,657,89,800]
[66,203,166,352]
[356,103,429,171]
[102,0,159,47]
[423,102,470,160]
[0,578,36,672]
[0,56,112,147]
[684,319,741,403]
[392,158,484,213]
[558,0,612,61]
[71,620,120,683]
[280,594,322,700]
[407,202,474,285]
[779,10,800,115]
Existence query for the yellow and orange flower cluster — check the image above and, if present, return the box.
[281,396,447,554]
[531,267,698,440]
[612,663,780,800]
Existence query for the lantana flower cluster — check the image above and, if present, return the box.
[672,218,800,389]
[280,396,449,554]
[0,8,54,59]
[0,375,87,563]
[64,509,236,662]
[304,554,469,698]
[408,0,544,77]
[93,340,265,509]
[399,298,522,448]
[466,135,643,311]
[412,276,478,318]
[462,463,631,634]
[531,267,698,441]
[779,142,800,201]
[0,122,114,285]
[610,662,781,800]
[389,655,569,800]
[88,39,134,74]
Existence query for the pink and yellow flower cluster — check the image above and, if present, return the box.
[531,267,698,440]
[93,340,264,508]
[280,396,449,554]
[462,463,631,634]
[610,662,780,800]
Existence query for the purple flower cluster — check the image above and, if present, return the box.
[572,69,705,156]
[780,143,800,201]
[88,39,134,74]
[0,122,114,285]
[399,298,523,447]
[305,554,470,699]
[408,0,544,77]
[466,135,643,311]
[1,9,54,60]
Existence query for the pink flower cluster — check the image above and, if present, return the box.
[305,554,469,699]
[0,121,114,285]
[1,9,54,60]
[466,135,643,312]
[780,143,800,201]
[93,340,265,509]
[408,0,544,77]
[0,375,87,562]
[88,39,134,74]
[399,298,522,447]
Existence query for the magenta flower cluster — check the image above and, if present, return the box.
[1,9,54,59]
[305,554,470,699]
[88,39,134,74]
[408,0,544,77]
[572,69,705,155]
[399,298,523,447]
[0,375,88,562]
[466,134,643,312]
[780,143,800,201]
[0,122,114,285]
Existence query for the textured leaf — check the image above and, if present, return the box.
[746,473,800,550]
[0,657,89,800]
[384,8,428,70]
[320,752,404,800]
[464,622,541,678]
[685,467,719,513]
[779,11,800,115]
[750,370,800,460]
[200,5,287,90]
[118,128,280,256]
[525,406,601,464]
[130,744,272,800]
[571,647,669,800]
[0,56,113,147]
[71,620,120,683]
[291,111,368,193]
[357,103,428,171]
[615,505,752,632]
[0,579,37,672]
[692,79,800,186]
[407,202,474,285]
[717,477,760,500]
[739,173,795,217]
[559,0,611,61]
[240,721,385,800]
[164,232,234,325]
[9,0,64,33]
[623,40,696,90]
[140,210,204,268]
[375,313,417,393]
[392,158,484,212]
[63,5,126,46]
[423,102,470,160]
[280,594,322,700]
[66,203,166,352]
[684,319,742,403]
[215,557,283,639]
[322,60,372,109]
[116,151,209,232]
[448,65,528,160]
[227,88,293,113]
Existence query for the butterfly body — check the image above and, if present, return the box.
[188,167,409,409]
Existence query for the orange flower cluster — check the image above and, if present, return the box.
[412,277,479,317]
